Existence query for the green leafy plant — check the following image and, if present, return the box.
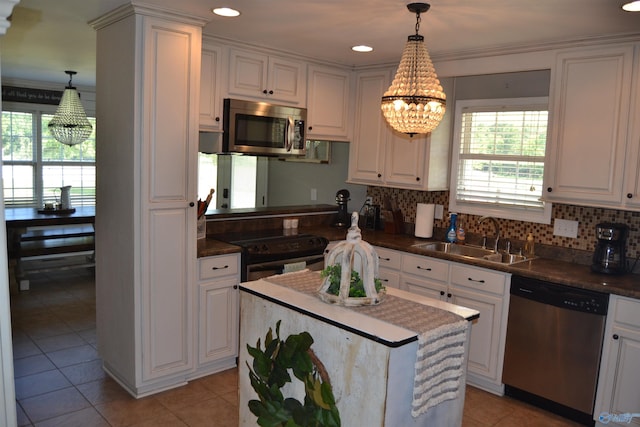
[246,320,341,427]
[320,264,384,298]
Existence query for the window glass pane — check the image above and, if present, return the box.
[2,164,35,206]
[230,156,257,209]
[2,111,34,161]
[41,114,96,162]
[42,164,95,206]
[198,152,218,211]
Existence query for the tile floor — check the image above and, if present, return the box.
[9,268,585,426]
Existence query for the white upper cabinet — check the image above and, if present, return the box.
[228,48,306,105]
[622,45,640,210]
[306,64,352,141]
[544,44,635,207]
[348,68,451,191]
[199,42,224,131]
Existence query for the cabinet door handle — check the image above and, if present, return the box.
[613,334,619,340]
[189,202,195,207]
[439,290,445,296]
[468,277,485,283]
[212,265,229,270]
[417,266,432,271]
[379,256,391,261]
[416,177,420,182]
[215,117,220,122]
[308,126,313,131]
[377,173,382,178]
[447,293,452,298]
[233,285,238,289]
[627,193,633,199]
[547,187,553,192]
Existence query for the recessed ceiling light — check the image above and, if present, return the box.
[352,45,373,53]
[622,0,640,11]
[212,7,241,17]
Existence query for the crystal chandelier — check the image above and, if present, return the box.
[381,3,446,137]
[48,71,93,146]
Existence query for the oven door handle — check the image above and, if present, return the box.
[247,255,325,272]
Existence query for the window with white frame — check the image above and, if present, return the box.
[2,107,96,207]
[449,97,551,224]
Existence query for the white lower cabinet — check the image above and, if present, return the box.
[374,246,403,289]
[400,252,510,394]
[594,295,640,426]
[190,253,240,379]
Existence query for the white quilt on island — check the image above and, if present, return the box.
[261,269,469,418]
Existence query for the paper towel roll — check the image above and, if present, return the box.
[415,203,435,238]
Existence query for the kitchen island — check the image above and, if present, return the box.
[239,270,479,426]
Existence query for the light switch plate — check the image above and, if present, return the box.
[553,218,579,238]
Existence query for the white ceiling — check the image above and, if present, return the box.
[2,0,640,88]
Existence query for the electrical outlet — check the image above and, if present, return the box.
[553,218,579,238]
[365,196,373,205]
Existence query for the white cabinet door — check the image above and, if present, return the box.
[228,48,305,105]
[622,45,640,210]
[450,287,503,384]
[545,45,634,206]
[385,133,428,189]
[200,42,223,131]
[348,69,391,185]
[306,65,351,141]
[198,278,239,365]
[595,295,640,426]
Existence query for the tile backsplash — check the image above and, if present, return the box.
[367,187,640,262]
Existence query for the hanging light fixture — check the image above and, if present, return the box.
[381,3,446,137]
[48,70,93,146]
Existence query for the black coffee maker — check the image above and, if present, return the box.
[334,189,350,227]
[591,222,629,275]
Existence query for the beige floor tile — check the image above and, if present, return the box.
[76,377,133,406]
[155,381,218,412]
[33,407,110,427]
[59,359,106,385]
[196,368,239,396]
[171,397,239,427]
[13,354,56,378]
[127,412,189,427]
[95,396,174,427]
[19,387,91,423]
[46,344,99,368]
[14,369,72,400]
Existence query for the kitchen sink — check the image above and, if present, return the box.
[412,242,534,265]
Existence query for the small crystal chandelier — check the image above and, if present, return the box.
[48,71,93,146]
[381,3,446,137]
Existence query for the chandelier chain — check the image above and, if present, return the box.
[415,11,421,35]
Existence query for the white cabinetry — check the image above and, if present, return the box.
[374,246,403,289]
[594,295,640,427]
[199,40,224,131]
[348,69,450,191]
[228,48,306,105]
[400,252,510,394]
[545,44,635,207]
[306,64,352,141]
[622,46,640,210]
[191,253,240,378]
[93,8,203,397]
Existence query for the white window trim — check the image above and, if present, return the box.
[449,97,552,224]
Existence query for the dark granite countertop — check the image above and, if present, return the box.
[197,225,640,300]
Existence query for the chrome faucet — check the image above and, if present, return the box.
[478,216,500,253]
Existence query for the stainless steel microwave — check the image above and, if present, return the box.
[222,98,307,156]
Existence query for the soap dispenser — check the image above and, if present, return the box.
[524,233,535,257]
[446,213,458,243]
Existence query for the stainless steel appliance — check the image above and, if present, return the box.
[503,276,608,425]
[591,222,629,275]
[217,230,328,281]
[222,98,307,157]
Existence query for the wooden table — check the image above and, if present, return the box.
[5,206,96,293]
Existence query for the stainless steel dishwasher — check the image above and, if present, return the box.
[502,275,608,426]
